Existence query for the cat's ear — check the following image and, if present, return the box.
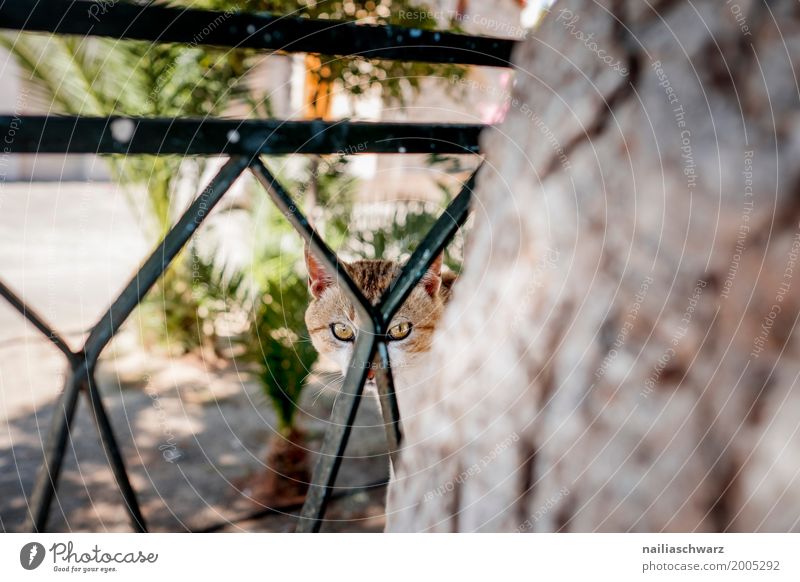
[305,246,333,298]
[420,253,443,297]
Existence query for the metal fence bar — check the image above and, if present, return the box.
[379,167,478,320]
[24,358,149,533]
[83,369,147,532]
[248,158,379,325]
[22,157,248,532]
[25,368,86,532]
[0,280,76,362]
[374,344,402,458]
[249,159,388,533]
[83,157,248,362]
[0,116,484,156]
[0,1,516,68]
[296,333,377,533]
[253,163,478,532]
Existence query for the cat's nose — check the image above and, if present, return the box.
[367,370,375,381]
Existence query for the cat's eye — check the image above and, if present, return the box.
[387,322,412,341]
[331,322,355,342]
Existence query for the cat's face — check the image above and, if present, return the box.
[304,249,447,386]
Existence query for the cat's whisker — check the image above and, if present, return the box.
[311,384,329,406]
[311,388,323,405]
[307,372,345,406]
[329,387,341,412]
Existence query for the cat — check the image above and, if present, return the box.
[304,247,456,415]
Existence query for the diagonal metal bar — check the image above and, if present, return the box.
[83,369,147,532]
[374,344,402,458]
[0,0,516,68]
[248,157,379,329]
[26,358,148,533]
[0,280,76,362]
[83,156,249,363]
[25,156,247,532]
[379,166,479,320]
[25,366,85,532]
[250,162,478,531]
[297,333,377,533]
[249,158,384,532]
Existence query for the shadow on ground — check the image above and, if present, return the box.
[1,350,390,533]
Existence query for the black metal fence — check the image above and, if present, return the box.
[0,0,514,533]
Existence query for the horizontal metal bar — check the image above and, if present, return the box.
[379,165,478,320]
[0,279,75,361]
[0,116,484,156]
[83,156,248,361]
[0,0,515,68]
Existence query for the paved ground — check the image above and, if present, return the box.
[0,181,388,533]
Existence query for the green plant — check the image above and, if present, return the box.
[138,244,249,354]
[168,0,467,105]
[260,0,466,105]
[232,157,354,431]
[246,273,317,433]
[233,249,317,502]
[340,200,465,272]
